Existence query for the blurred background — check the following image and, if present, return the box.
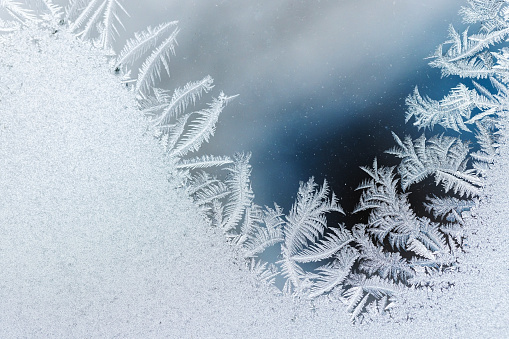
[50,0,465,212]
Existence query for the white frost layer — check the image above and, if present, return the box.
[0,24,350,338]
[0,24,507,338]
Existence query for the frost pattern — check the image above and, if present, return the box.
[2,0,508,325]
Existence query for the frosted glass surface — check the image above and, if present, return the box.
[1,1,508,337]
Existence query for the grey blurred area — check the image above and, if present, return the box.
[51,0,464,209]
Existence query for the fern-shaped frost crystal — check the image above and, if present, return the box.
[430,24,509,79]
[243,205,285,258]
[386,133,483,197]
[343,274,400,322]
[308,246,358,299]
[115,21,178,72]
[67,0,128,50]
[168,92,237,157]
[406,85,475,132]
[187,171,230,209]
[354,225,414,283]
[1,0,36,23]
[429,1,509,81]
[145,76,214,128]
[221,153,255,234]
[279,178,346,295]
[175,154,233,170]
[248,258,279,285]
[354,160,419,250]
[424,195,475,223]
[354,159,449,262]
[135,27,179,94]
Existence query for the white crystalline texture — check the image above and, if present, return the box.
[0,23,508,338]
[0,24,349,338]
[0,25,192,335]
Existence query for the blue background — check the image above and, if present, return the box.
[57,0,465,212]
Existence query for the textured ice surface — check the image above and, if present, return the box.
[0,24,508,338]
